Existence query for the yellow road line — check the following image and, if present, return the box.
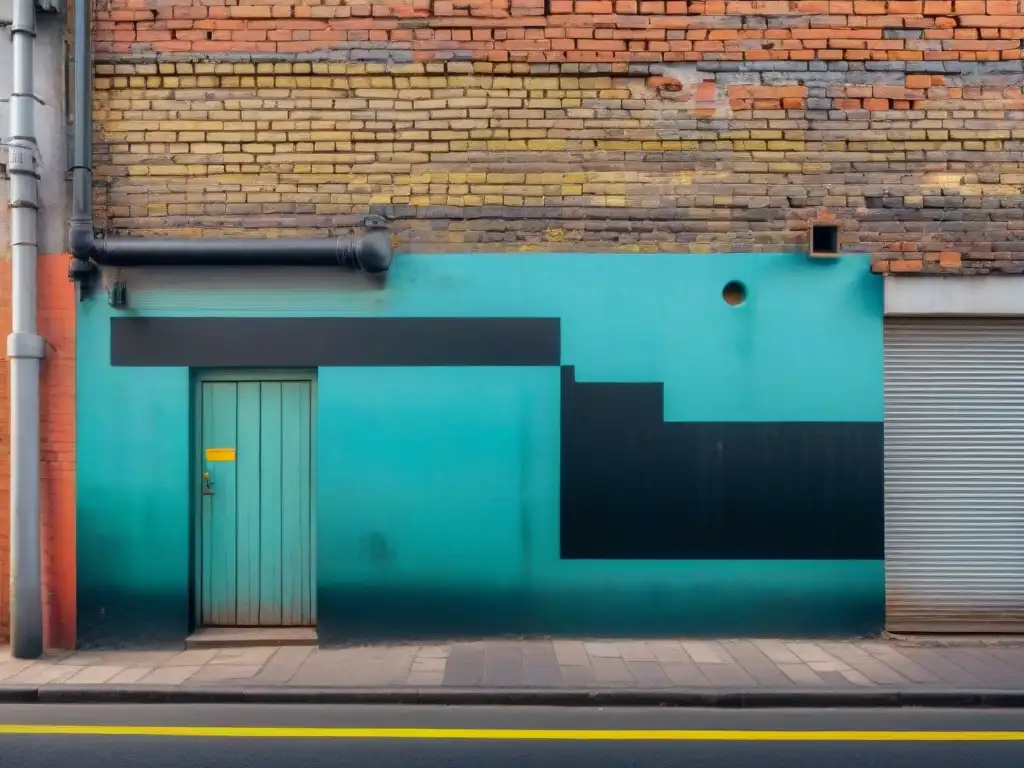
[0,725,1022,741]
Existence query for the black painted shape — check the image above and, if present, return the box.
[111,317,561,367]
[559,366,884,560]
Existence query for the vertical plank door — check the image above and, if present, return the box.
[199,378,314,626]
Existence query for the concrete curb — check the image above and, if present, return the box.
[0,685,1022,707]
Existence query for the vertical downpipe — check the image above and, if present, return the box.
[7,0,45,658]
[69,0,92,256]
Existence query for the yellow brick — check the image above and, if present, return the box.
[597,141,645,150]
[487,173,527,183]
[526,139,567,151]
[148,166,194,176]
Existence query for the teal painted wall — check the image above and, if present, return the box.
[77,253,883,646]
[76,339,190,645]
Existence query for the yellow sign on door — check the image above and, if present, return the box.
[205,447,236,462]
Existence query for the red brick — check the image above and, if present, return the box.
[888,0,923,11]
[891,259,925,273]
[228,5,273,18]
[576,38,627,49]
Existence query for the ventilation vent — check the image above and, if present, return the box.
[809,222,841,258]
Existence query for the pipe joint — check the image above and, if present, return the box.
[69,222,99,261]
[6,332,46,361]
[10,0,37,36]
[348,230,393,274]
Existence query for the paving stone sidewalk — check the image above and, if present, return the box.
[4,637,1024,693]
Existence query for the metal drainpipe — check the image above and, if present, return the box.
[6,0,45,659]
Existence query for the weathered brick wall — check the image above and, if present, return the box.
[92,1,1024,273]
[38,256,77,650]
[0,254,78,647]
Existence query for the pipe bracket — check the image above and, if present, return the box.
[6,144,40,177]
[6,332,45,360]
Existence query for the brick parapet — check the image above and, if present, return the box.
[93,1,1024,63]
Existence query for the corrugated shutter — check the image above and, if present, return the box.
[885,318,1024,632]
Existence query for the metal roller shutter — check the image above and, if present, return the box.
[885,318,1024,633]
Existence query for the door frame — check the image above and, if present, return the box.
[191,368,319,630]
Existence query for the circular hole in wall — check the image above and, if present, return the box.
[722,281,747,306]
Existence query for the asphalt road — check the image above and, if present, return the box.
[0,704,1022,768]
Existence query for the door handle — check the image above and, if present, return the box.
[202,471,215,496]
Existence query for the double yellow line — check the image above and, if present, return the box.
[0,725,1022,741]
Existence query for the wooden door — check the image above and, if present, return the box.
[198,375,315,626]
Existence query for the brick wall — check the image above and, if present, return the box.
[0,254,77,647]
[91,1,1024,273]
[38,256,77,650]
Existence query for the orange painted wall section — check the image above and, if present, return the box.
[0,254,76,648]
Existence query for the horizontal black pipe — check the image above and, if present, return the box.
[70,228,393,273]
[68,0,392,275]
